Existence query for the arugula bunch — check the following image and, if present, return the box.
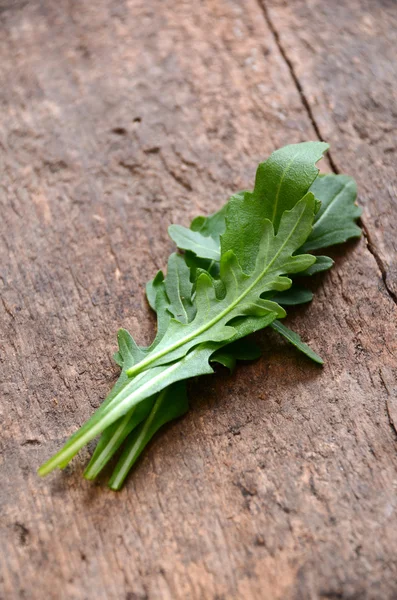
[39,142,361,489]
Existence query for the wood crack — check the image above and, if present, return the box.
[361,221,397,305]
[257,0,336,162]
[257,0,397,309]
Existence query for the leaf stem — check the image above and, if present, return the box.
[108,389,167,490]
[83,406,136,480]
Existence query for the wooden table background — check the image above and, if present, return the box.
[1,1,396,598]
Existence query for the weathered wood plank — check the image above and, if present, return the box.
[0,1,396,599]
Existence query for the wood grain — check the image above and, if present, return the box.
[0,1,396,598]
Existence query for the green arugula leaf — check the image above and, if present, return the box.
[270,320,323,365]
[146,254,195,344]
[299,255,334,276]
[168,225,221,261]
[302,174,362,251]
[221,142,328,272]
[164,253,195,323]
[113,328,145,367]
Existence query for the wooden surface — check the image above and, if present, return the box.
[1,1,396,598]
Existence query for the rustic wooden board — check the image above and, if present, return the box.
[0,1,396,599]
